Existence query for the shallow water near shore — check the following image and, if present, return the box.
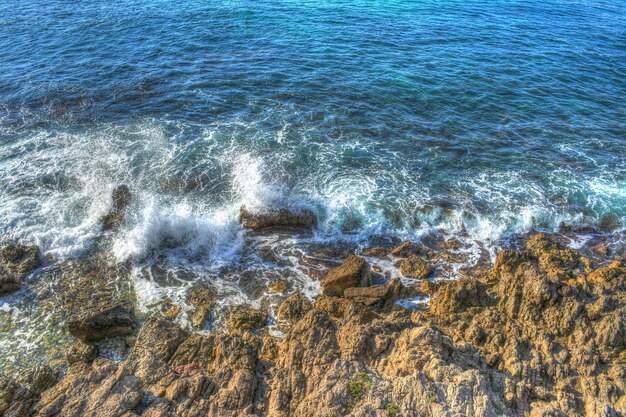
[0,0,625,373]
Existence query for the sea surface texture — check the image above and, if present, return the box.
[0,1,625,325]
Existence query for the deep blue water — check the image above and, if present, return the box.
[0,0,625,262]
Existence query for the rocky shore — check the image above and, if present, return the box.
[1,206,625,417]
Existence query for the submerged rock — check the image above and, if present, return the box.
[67,299,136,342]
[239,205,317,230]
[102,185,131,231]
[0,244,41,295]
[320,255,372,296]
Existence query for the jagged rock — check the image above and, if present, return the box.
[390,241,420,257]
[67,299,136,341]
[0,244,41,295]
[102,185,131,231]
[431,277,490,315]
[225,307,268,331]
[0,366,57,417]
[0,275,21,296]
[320,255,372,296]
[187,287,216,329]
[65,341,98,365]
[276,292,312,332]
[526,233,590,278]
[239,205,317,230]
[399,254,431,279]
[29,234,626,417]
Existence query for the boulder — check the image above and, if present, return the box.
[67,299,136,341]
[399,254,431,279]
[344,284,391,306]
[0,244,41,295]
[239,205,317,230]
[344,278,421,307]
[225,307,268,331]
[320,255,372,296]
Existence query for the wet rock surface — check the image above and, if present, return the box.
[240,205,317,230]
[67,299,136,341]
[102,184,132,231]
[4,233,626,417]
[0,244,41,295]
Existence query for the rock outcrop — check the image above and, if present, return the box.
[16,234,626,417]
[240,205,317,230]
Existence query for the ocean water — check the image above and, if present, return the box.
[0,0,625,307]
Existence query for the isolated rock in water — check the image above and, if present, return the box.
[67,299,136,341]
[225,306,268,331]
[320,255,372,296]
[0,244,41,295]
[399,254,431,279]
[239,205,317,230]
[102,185,131,231]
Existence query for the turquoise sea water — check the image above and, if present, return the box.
[0,0,625,266]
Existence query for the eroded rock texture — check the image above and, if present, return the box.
[21,235,626,416]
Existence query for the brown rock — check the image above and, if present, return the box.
[276,292,312,333]
[67,299,136,341]
[188,288,216,329]
[399,254,431,279]
[240,205,317,230]
[344,284,392,306]
[390,241,420,257]
[268,280,287,293]
[225,307,268,331]
[320,255,372,296]
[361,246,390,258]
